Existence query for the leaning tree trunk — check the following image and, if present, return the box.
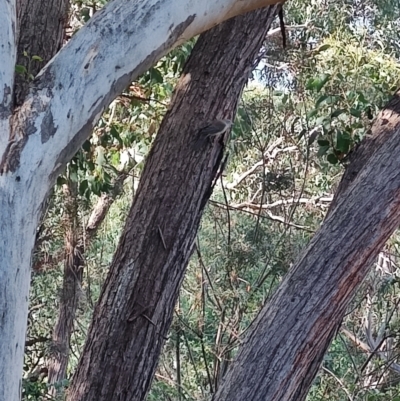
[0,2,282,399]
[211,95,400,401]
[47,180,84,395]
[66,6,280,401]
[47,171,128,393]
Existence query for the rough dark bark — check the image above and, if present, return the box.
[46,171,129,393]
[67,6,280,401]
[211,92,400,401]
[15,0,69,106]
[0,2,299,400]
[329,95,400,213]
[47,181,84,395]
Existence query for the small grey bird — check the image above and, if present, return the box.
[193,119,233,150]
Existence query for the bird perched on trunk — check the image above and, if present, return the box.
[193,119,233,150]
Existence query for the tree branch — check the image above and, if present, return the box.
[231,196,333,210]
[225,138,297,189]
[0,0,283,183]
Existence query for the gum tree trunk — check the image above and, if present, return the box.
[67,6,280,401]
[47,181,83,395]
[0,1,280,399]
[0,0,68,399]
[5,0,400,400]
[211,95,400,401]
[47,172,128,394]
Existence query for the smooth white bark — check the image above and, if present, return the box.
[0,3,20,400]
[0,0,16,151]
[1,0,281,199]
[0,184,38,401]
[0,0,280,399]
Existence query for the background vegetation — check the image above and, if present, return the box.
[23,0,400,399]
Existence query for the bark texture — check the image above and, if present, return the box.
[15,0,68,391]
[0,0,282,177]
[15,0,69,106]
[211,92,400,401]
[67,6,279,401]
[1,2,280,399]
[47,181,84,394]
[0,1,16,149]
[46,171,129,393]
[0,1,67,399]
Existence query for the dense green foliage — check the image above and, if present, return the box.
[23,0,400,400]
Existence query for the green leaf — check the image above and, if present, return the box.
[357,92,367,104]
[315,95,329,108]
[103,170,111,184]
[87,160,95,171]
[306,74,330,93]
[317,44,331,52]
[336,131,351,153]
[69,170,78,182]
[150,67,163,83]
[346,90,357,101]
[330,109,346,118]
[31,55,43,62]
[99,133,110,147]
[82,140,91,152]
[81,7,91,22]
[315,116,330,128]
[56,176,66,186]
[110,151,120,166]
[325,95,341,105]
[327,153,339,164]
[110,126,123,146]
[90,180,101,196]
[79,179,88,196]
[317,139,330,147]
[15,65,27,75]
[307,109,318,119]
[297,128,307,140]
[317,145,329,156]
[350,108,361,117]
